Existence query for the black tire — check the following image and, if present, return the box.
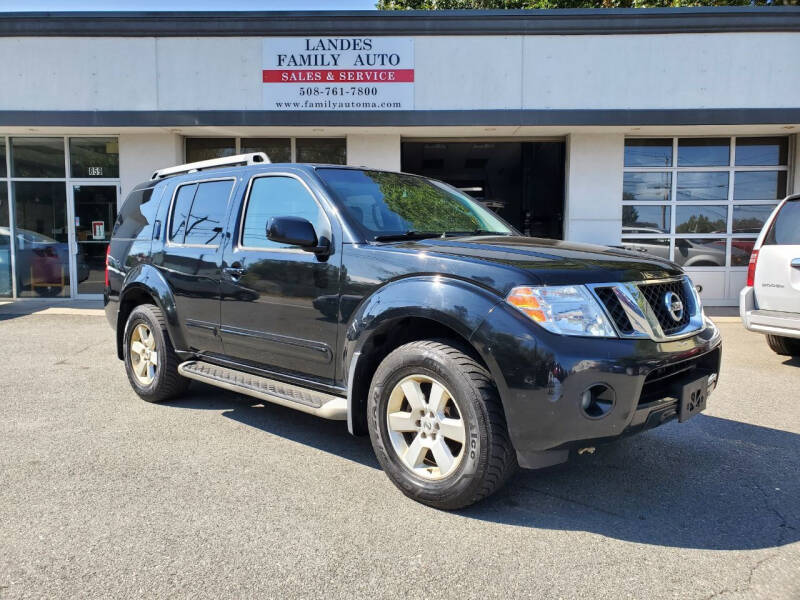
[122,304,190,402]
[766,334,800,357]
[367,339,517,510]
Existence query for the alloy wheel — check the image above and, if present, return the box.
[386,374,466,480]
[129,323,158,385]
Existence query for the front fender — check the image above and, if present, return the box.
[116,264,185,356]
[341,276,504,433]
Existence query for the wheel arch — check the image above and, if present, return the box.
[116,265,182,359]
[342,276,505,436]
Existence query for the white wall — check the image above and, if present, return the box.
[2,33,799,112]
[563,133,624,246]
[118,133,183,200]
[346,134,401,171]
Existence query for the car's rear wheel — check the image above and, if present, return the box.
[766,334,800,357]
[367,339,517,510]
[123,304,189,402]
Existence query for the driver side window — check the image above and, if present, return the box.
[241,176,327,249]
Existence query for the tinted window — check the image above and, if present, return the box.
[675,205,727,234]
[678,138,730,167]
[624,139,672,167]
[69,137,119,178]
[242,176,327,249]
[733,171,787,201]
[241,138,291,163]
[185,138,236,163]
[764,200,800,245]
[0,140,6,178]
[113,186,160,240]
[183,180,234,246]
[622,205,671,234]
[735,137,788,166]
[676,172,729,201]
[296,138,346,165]
[11,137,65,178]
[169,184,197,242]
[622,172,671,202]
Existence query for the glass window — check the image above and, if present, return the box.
[183,180,234,246]
[242,176,327,249]
[676,172,729,201]
[622,172,671,202]
[0,183,10,297]
[735,137,788,166]
[675,205,727,234]
[0,139,6,178]
[240,138,291,163]
[13,181,70,296]
[185,138,236,163]
[620,238,670,261]
[733,171,787,201]
[317,168,511,238]
[622,205,671,234]
[11,137,65,178]
[731,239,757,267]
[673,238,727,268]
[678,138,730,167]
[69,137,119,178]
[764,199,800,246]
[624,139,672,167]
[732,205,777,235]
[169,184,197,242]
[296,138,346,165]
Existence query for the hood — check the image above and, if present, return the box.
[385,235,682,286]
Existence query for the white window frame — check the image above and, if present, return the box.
[621,135,792,272]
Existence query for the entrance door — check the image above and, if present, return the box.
[69,184,118,297]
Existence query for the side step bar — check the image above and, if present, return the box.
[178,360,346,420]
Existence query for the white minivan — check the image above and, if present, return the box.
[740,194,800,357]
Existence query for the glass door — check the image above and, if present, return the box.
[69,184,118,297]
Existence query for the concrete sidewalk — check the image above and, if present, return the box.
[0,299,104,317]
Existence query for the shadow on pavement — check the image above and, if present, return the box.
[167,382,799,551]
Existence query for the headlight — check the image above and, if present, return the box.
[506,285,617,338]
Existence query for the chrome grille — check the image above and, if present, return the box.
[588,276,703,342]
[638,280,691,336]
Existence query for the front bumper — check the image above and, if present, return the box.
[470,303,722,469]
[740,286,800,339]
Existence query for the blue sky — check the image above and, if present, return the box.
[0,0,378,10]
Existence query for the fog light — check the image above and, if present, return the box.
[580,384,615,419]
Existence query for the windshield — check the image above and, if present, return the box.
[316,168,513,240]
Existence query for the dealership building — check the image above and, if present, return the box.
[1,7,799,305]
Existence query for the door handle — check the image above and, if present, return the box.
[224,265,247,278]
[791,258,800,269]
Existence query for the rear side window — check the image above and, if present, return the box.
[241,176,326,249]
[169,179,234,246]
[113,186,160,240]
[763,199,800,245]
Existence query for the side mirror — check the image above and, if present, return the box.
[675,238,690,250]
[266,216,329,255]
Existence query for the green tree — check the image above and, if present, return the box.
[377,1,796,9]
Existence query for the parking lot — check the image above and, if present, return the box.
[0,307,798,599]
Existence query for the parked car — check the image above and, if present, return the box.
[740,194,800,357]
[105,154,722,509]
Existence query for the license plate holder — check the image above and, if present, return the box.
[676,375,709,423]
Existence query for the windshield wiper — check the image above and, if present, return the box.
[443,229,510,237]
[373,231,443,242]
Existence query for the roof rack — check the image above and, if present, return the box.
[151,152,270,180]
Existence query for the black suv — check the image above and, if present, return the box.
[105,153,722,509]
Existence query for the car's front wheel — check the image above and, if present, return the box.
[368,339,517,510]
[122,304,189,402]
[766,334,800,357]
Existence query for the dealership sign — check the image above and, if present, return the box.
[262,37,414,111]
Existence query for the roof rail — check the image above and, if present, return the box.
[151,152,270,180]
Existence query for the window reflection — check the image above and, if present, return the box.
[675,205,727,234]
[735,137,788,166]
[622,205,671,233]
[673,238,726,268]
[624,139,672,167]
[241,138,291,163]
[622,172,671,202]
[733,171,787,201]
[678,138,730,167]
[185,138,236,163]
[676,172,728,201]
[11,138,66,178]
[732,205,777,234]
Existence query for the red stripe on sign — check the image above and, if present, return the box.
[262,69,415,83]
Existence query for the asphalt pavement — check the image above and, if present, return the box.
[0,310,798,599]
